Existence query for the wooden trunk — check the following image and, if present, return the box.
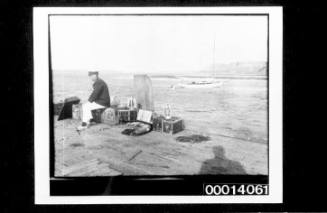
[91,108,106,123]
[117,108,138,123]
[162,117,184,134]
[152,114,165,132]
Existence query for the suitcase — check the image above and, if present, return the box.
[117,108,138,124]
[162,117,184,134]
[101,107,119,125]
[57,96,81,120]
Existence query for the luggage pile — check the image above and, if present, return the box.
[56,75,185,135]
[71,101,185,135]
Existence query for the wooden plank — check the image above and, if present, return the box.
[63,159,99,175]
[54,117,268,176]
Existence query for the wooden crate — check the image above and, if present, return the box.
[117,108,138,123]
[152,114,165,132]
[162,117,184,134]
[101,107,119,125]
[91,108,106,123]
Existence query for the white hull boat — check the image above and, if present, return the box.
[172,81,223,89]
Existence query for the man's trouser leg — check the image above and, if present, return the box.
[82,102,105,123]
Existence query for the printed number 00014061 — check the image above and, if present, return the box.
[203,184,269,196]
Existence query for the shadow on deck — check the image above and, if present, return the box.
[199,146,246,175]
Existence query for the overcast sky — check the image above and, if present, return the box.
[50,15,267,74]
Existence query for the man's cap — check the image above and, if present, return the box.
[88,71,99,76]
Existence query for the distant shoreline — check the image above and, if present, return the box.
[149,75,267,80]
[53,72,267,80]
[52,61,267,77]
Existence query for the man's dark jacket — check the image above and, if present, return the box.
[88,78,110,107]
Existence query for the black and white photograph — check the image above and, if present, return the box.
[7,1,327,211]
[33,7,282,204]
[51,14,268,177]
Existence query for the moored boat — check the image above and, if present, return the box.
[172,81,223,89]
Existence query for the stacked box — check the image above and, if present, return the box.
[101,107,119,125]
[117,108,138,123]
[162,117,184,134]
[72,103,83,120]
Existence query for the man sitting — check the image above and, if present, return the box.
[77,71,110,130]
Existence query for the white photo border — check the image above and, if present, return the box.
[34,6,283,204]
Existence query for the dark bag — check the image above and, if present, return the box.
[121,109,153,136]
